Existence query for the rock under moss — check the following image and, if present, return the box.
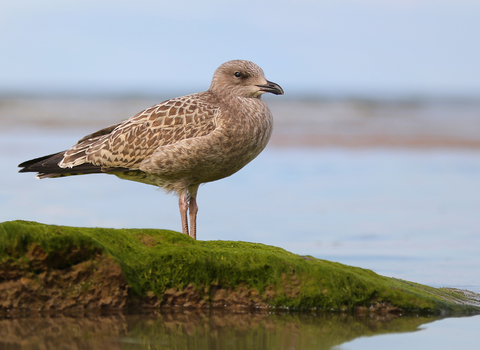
[0,220,479,315]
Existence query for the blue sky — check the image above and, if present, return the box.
[1,0,479,97]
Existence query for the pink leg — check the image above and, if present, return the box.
[188,185,199,240]
[179,192,189,236]
[189,196,198,240]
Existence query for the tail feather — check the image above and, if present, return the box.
[18,151,130,178]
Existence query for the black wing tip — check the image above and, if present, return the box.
[18,167,33,173]
[18,151,66,175]
[18,159,42,170]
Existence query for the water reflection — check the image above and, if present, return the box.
[0,309,440,350]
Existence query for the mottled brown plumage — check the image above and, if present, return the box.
[18,60,284,239]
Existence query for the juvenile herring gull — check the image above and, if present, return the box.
[18,60,284,239]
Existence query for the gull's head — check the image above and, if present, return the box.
[209,60,284,98]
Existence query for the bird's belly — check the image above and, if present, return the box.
[136,123,272,192]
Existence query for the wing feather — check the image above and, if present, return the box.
[60,93,219,169]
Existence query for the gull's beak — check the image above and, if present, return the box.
[257,80,284,95]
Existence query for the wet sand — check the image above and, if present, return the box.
[268,99,480,148]
[1,97,479,148]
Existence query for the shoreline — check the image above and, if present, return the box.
[1,97,479,150]
[270,133,480,149]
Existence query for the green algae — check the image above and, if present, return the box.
[1,220,479,314]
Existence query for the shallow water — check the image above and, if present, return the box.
[1,98,480,347]
[0,309,473,350]
[340,314,480,350]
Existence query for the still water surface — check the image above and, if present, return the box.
[1,310,478,350]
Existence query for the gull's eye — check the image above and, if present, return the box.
[234,72,242,78]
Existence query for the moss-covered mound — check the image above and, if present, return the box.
[1,220,479,314]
